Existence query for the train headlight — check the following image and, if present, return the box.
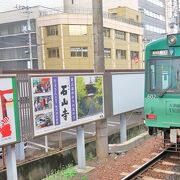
[168,35,176,45]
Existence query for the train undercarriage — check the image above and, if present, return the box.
[148,127,180,151]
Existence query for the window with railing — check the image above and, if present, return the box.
[103,28,110,38]
[70,47,88,57]
[115,30,126,40]
[130,33,139,42]
[47,47,59,58]
[46,25,58,36]
[130,51,139,60]
[116,49,126,59]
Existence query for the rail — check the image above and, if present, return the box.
[122,147,171,180]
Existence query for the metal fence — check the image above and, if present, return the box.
[16,73,32,141]
[4,69,144,142]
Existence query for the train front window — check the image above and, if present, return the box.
[148,59,180,94]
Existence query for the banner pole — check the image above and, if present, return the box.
[6,144,18,180]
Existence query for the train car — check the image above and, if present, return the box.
[144,33,180,144]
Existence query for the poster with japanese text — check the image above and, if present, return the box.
[0,77,20,147]
[31,75,104,136]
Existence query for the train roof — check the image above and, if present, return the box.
[146,33,180,50]
[145,36,166,49]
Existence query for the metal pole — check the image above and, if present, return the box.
[177,0,180,32]
[59,132,62,149]
[6,145,18,180]
[15,142,25,160]
[45,135,48,153]
[92,0,108,160]
[28,21,33,69]
[26,0,33,69]
[120,113,127,143]
[76,126,86,169]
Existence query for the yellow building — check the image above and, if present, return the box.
[37,7,143,70]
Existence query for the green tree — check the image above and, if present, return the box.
[76,77,87,117]
[94,76,103,112]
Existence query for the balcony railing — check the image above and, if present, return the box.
[40,7,143,27]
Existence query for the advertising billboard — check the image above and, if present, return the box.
[30,75,104,136]
[0,77,20,147]
[112,73,144,115]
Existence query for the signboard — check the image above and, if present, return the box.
[30,75,104,136]
[0,77,20,147]
[151,50,169,56]
[112,73,144,115]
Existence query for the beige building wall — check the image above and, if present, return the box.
[37,9,143,70]
[63,0,139,11]
[109,7,141,23]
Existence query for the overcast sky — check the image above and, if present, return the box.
[0,0,63,12]
[0,0,138,12]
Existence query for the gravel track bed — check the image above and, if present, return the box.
[73,136,164,180]
[143,153,180,180]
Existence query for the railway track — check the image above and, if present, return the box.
[122,146,180,180]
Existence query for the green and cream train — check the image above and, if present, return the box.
[144,33,180,143]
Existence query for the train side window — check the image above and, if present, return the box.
[150,64,155,90]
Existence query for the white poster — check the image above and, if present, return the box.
[31,75,104,137]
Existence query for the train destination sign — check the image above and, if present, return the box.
[151,48,175,56]
[30,75,104,137]
[0,77,20,147]
[151,50,169,56]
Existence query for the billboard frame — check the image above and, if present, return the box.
[0,74,20,147]
[28,73,105,137]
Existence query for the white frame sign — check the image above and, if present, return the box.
[0,76,20,147]
[30,74,104,137]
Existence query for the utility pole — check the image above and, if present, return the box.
[16,0,33,69]
[92,0,105,72]
[27,6,33,69]
[92,0,108,160]
[177,0,180,32]
[14,1,33,161]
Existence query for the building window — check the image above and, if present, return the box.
[104,48,111,58]
[147,0,164,7]
[69,25,87,36]
[145,24,165,34]
[130,33,139,42]
[70,47,88,57]
[46,25,58,36]
[103,28,110,37]
[47,48,59,58]
[143,8,165,21]
[115,30,126,40]
[130,51,139,60]
[116,49,126,59]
